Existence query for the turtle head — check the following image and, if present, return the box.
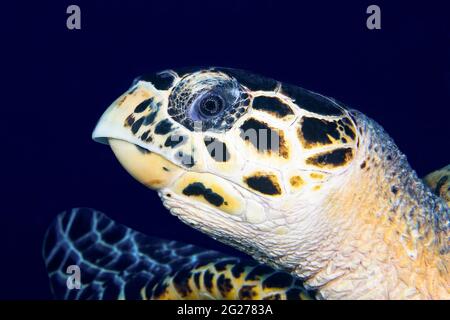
[93,67,361,267]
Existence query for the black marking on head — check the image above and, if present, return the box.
[135,145,150,154]
[299,117,340,148]
[240,118,288,158]
[134,98,154,113]
[252,96,294,118]
[282,84,343,116]
[244,174,282,196]
[338,118,356,139]
[173,268,192,297]
[143,111,157,126]
[217,274,233,297]
[154,119,173,135]
[164,134,187,148]
[306,148,353,168]
[182,182,224,206]
[125,114,135,127]
[203,270,214,293]
[134,72,175,90]
[140,130,150,141]
[238,285,257,299]
[360,161,366,169]
[204,137,230,162]
[262,272,293,289]
[173,66,207,78]
[245,265,275,281]
[214,68,279,91]
[175,151,195,168]
[162,167,169,172]
[131,117,145,134]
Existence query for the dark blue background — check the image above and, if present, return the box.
[2,0,449,299]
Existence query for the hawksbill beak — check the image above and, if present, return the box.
[92,84,185,190]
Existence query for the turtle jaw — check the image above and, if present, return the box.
[108,138,185,190]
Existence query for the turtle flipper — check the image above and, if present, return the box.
[43,208,315,300]
[43,208,228,299]
[424,165,450,206]
[151,259,315,300]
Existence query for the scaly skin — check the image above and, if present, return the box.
[297,111,449,299]
[157,111,449,299]
[92,68,449,299]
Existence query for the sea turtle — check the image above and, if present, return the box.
[43,68,449,300]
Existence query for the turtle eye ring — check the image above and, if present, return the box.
[198,94,224,118]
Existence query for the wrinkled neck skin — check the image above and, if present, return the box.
[281,110,449,299]
[161,111,449,300]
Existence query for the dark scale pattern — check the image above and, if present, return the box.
[140,130,151,142]
[154,119,174,135]
[131,117,145,134]
[214,68,279,92]
[172,268,193,297]
[244,174,282,196]
[133,71,176,91]
[217,274,233,296]
[203,270,215,293]
[164,134,187,148]
[238,285,257,299]
[299,117,341,148]
[134,98,154,113]
[252,96,294,118]
[338,118,356,139]
[262,272,293,289]
[282,84,344,116]
[124,114,135,127]
[306,147,354,168]
[214,259,240,272]
[239,118,288,158]
[143,111,157,126]
[245,265,276,280]
[182,182,225,207]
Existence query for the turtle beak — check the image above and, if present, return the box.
[108,138,184,190]
[92,83,184,190]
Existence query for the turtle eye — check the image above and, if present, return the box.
[198,94,224,118]
[190,92,227,120]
